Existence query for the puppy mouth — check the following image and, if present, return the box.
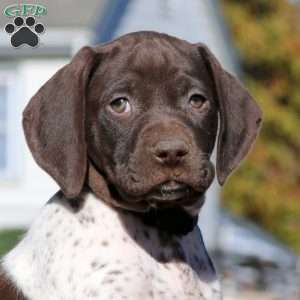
[145,180,200,204]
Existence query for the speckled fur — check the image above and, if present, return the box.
[2,192,221,300]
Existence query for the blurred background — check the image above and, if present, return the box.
[0,0,299,299]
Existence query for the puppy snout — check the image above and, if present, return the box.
[153,139,189,165]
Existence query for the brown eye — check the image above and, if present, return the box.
[109,98,131,114]
[189,94,207,109]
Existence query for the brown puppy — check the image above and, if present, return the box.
[0,31,262,300]
[24,31,261,225]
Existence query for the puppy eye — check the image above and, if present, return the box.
[189,94,207,109]
[109,97,131,114]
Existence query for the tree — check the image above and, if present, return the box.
[220,0,300,252]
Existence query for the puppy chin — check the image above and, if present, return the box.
[94,165,208,214]
[110,187,205,217]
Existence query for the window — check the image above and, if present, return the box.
[0,70,22,179]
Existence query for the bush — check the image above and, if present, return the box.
[0,229,24,257]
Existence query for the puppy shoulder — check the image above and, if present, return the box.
[0,191,85,300]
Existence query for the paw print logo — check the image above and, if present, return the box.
[4,16,45,48]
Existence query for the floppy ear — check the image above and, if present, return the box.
[23,47,99,198]
[198,44,262,185]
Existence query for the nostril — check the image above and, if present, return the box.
[176,149,188,157]
[156,150,169,159]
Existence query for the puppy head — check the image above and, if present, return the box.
[23,32,262,217]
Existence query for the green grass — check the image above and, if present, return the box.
[0,229,25,257]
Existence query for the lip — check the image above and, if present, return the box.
[146,180,197,203]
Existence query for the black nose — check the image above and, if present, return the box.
[153,139,189,165]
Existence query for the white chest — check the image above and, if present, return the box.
[2,192,221,300]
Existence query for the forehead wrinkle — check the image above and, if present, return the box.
[99,35,199,85]
[125,40,183,77]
